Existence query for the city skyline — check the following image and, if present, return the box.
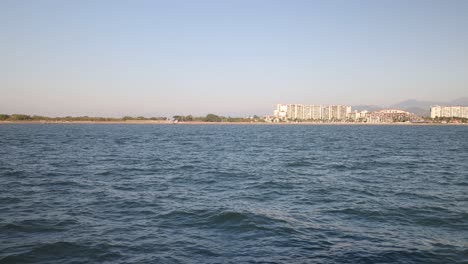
[1,0,468,117]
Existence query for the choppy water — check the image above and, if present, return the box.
[0,124,467,263]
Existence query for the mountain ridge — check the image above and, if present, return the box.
[352,97,468,117]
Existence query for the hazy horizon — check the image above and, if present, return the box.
[2,0,468,117]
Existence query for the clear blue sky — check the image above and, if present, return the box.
[1,0,467,117]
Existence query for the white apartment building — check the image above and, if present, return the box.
[325,105,352,121]
[274,104,351,121]
[303,105,321,120]
[311,105,322,120]
[275,104,312,120]
[285,104,304,120]
[348,110,368,120]
[273,104,288,119]
[430,105,468,118]
[464,107,468,117]
[322,106,330,120]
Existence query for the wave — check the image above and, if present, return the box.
[1,170,26,177]
[0,241,121,264]
[1,219,78,233]
[326,205,468,229]
[326,246,468,264]
[0,197,22,204]
[156,208,301,237]
[284,160,317,167]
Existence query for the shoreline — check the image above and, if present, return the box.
[1,121,467,125]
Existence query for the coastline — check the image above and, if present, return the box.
[0,120,171,125]
[1,120,467,125]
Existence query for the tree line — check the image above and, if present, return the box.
[0,114,168,122]
[431,116,468,123]
[0,113,264,123]
[172,114,263,122]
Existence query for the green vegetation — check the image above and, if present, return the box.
[431,116,468,123]
[0,114,168,122]
[205,114,222,122]
[0,113,265,123]
[173,115,203,122]
[172,114,264,122]
[392,116,410,122]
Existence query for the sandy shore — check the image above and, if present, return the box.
[0,120,171,124]
[172,122,464,125]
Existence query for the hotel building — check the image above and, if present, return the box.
[274,104,351,121]
[430,106,468,119]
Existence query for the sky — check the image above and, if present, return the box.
[1,0,468,117]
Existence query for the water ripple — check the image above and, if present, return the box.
[1,124,467,263]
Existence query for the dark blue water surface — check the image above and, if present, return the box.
[1,124,467,264]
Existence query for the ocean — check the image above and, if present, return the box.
[0,124,467,263]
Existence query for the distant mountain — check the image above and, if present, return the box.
[403,107,430,117]
[387,97,468,117]
[389,99,439,110]
[391,97,468,109]
[449,97,468,105]
[351,105,383,112]
[351,97,468,117]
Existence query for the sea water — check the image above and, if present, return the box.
[0,124,467,263]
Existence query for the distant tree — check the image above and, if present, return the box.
[31,115,48,120]
[205,114,222,122]
[227,117,250,122]
[149,117,166,120]
[10,114,31,120]
[0,114,10,120]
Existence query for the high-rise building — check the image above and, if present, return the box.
[431,105,468,118]
[322,106,331,120]
[303,105,312,120]
[463,107,468,118]
[430,106,441,118]
[311,105,322,120]
[274,104,350,121]
[274,104,288,120]
[442,107,452,117]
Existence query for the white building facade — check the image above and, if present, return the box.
[274,104,351,121]
[430,105,468,118]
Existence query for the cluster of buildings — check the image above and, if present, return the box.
[274,104,352,121]
[430,106,468,119]
[365,109,418,123]
[272,104,420,123]
[270,104,468,123]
